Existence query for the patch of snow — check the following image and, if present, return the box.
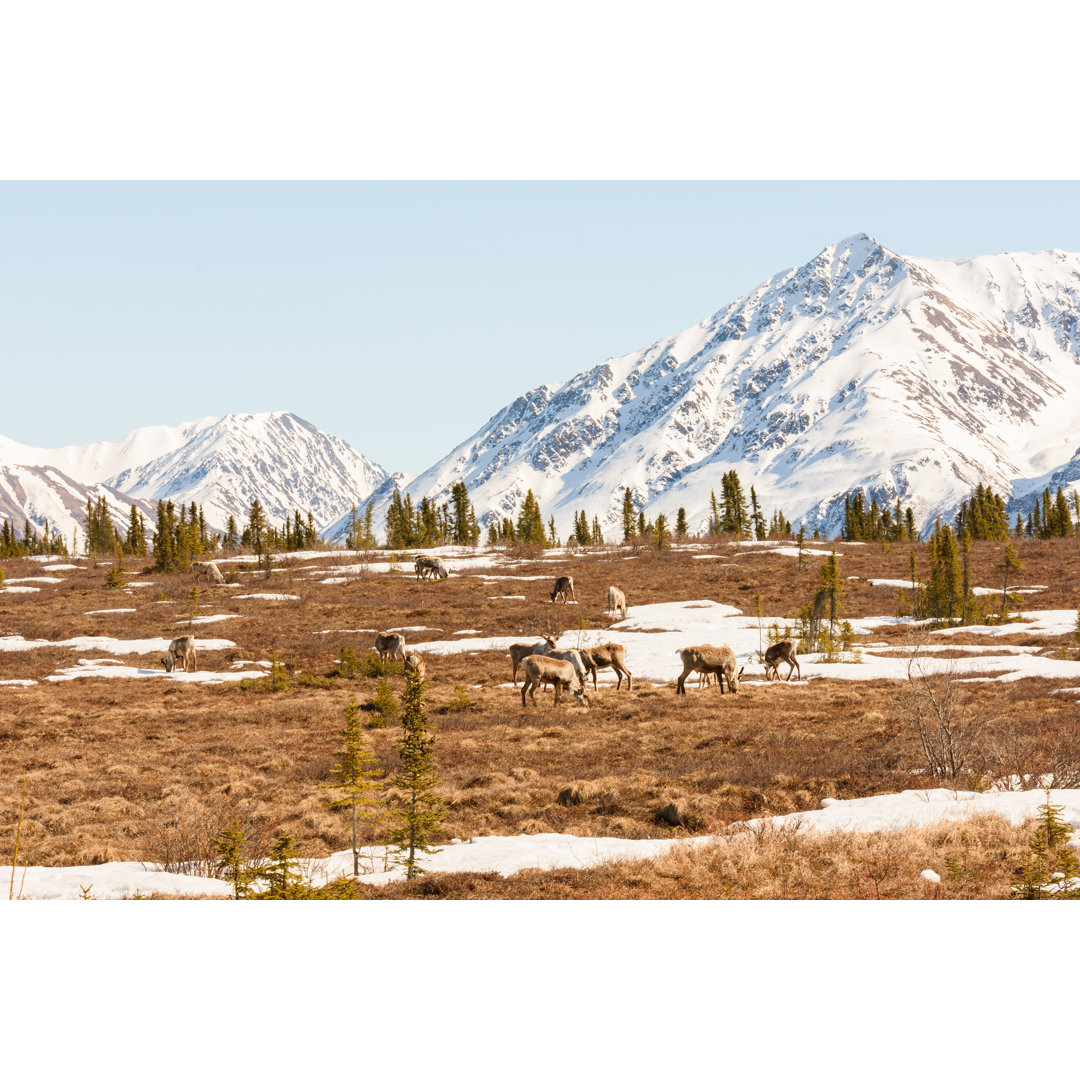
[733,546,832,558]
[85,608,137,615]
[45,658,267,684]
[233,593,300,601]
[0,634,236,654]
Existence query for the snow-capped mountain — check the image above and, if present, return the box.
[0,413,388,544]
[108,412,389,534]
[379,234,1080,539]
[0,464,157,547]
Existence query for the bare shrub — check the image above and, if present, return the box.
[900,641,991,781]
[142,790,275,878]
[978,725,1080,790]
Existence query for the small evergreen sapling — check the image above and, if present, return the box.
[388,669,446,879]
[1012,789,1080,899]
[327,701,384,877]
[256,832,304,899]
[104,548,127,589]
[369,677,399,725]
[213,822,257,899]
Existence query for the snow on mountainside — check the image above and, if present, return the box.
[0,465,156,545]
[377,234,1080,539]
[0,413,388,543]
[107,413,389,534]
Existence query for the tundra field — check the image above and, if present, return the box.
[3,537,1080,899]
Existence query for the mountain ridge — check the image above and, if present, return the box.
[359,233,1080,540]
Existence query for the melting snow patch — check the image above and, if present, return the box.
[46,658,266,684]
[734,546,831,558]
[234,593,300,601]
[1,586,39,593]
[4,576,64,584]
[85,608,137,615]
[0,634,236,654]
[177,614,242,625]
[41,564,81,571]
[489,595,526,600]
[0,679,36,687]
[454,629,481,635]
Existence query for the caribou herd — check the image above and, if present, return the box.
[158,553,801,705]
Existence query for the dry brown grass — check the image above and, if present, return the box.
[2,537,1079,897]
[366,814,1034,899]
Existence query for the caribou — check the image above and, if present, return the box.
[161,636,197,674]
[763,640,801,682]
[519,655,588,707]
[675,645,742,695]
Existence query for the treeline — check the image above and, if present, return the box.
[905,517,1024,626]
[385,482,482,549]
[486,489,556,547]
[0,517,69,558]
[701,472,794,540]
[841,493,917,542]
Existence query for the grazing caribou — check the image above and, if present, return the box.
[675,645,742,695]
[580,643,633,691]
[550,576,576,603]
[607,585,627,620]
[519,655,588,707]
[414,555,449,581]
[374,632,406,662]
[507,636,558,686]
[192,561,225,585]
[162,636,197,673]
[763,640,801,682]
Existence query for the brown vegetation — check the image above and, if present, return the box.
[1,536,1079,898]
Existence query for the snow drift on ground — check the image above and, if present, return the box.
[8,787,1079,900]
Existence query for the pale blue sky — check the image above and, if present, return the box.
[4,181,1080,473]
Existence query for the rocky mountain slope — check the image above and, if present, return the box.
[0,413,388,545]
[372,233,1080,539]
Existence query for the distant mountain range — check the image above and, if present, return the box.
[0,413,388,544]
[5,233,1080,547]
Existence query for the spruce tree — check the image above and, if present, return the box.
[997,542,1024,620]
[926,520,963,622]
[388,669,445,879]
[247,498,267,560]
[450,482,478,546]
[257,833,304,899]
[516,490,546,545]
[655,513,669,551]
[675,507,688,538]
[749,487,765,540]
[213,822,257,899]
[815,551,844,644]
[622,488,637,542]
[327,700,384,877]
[591,516,604,545]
